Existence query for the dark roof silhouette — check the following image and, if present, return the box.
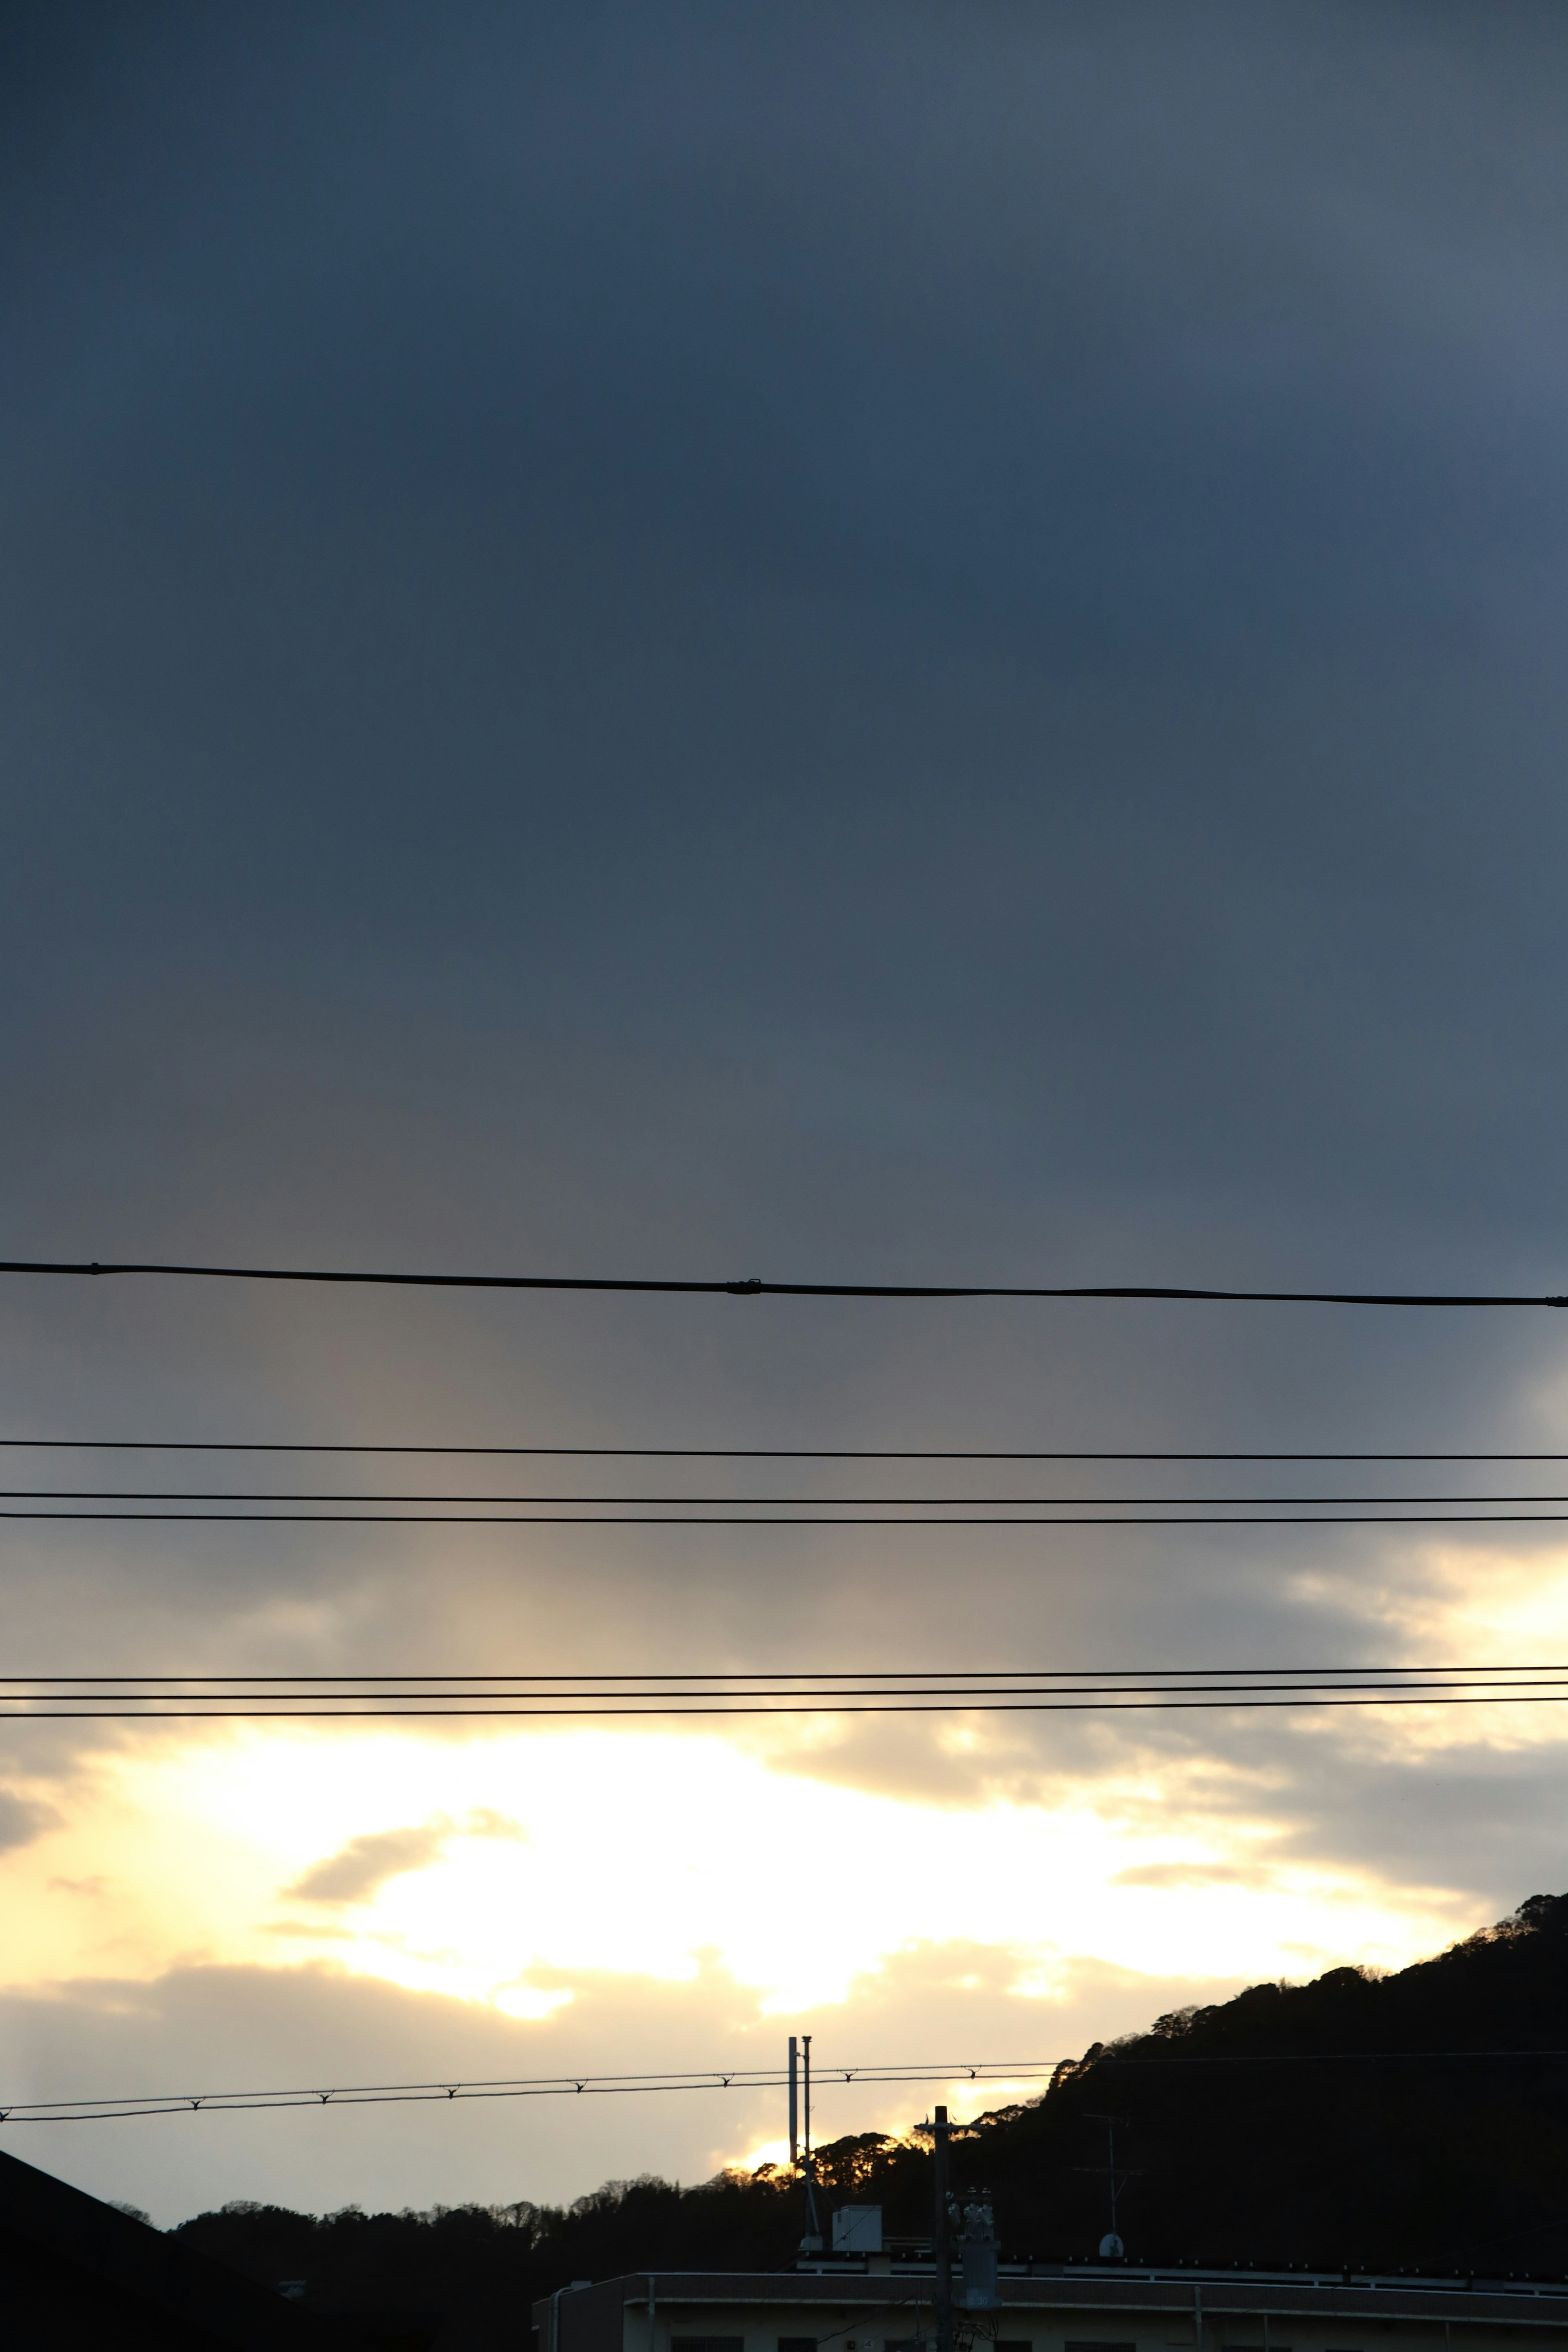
[0,2140,408,2350]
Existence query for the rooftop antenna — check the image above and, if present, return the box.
[789,2036,798,2171]
[1078,2113,1138,2260]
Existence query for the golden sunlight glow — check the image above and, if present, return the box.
[0,1718,1489,2028]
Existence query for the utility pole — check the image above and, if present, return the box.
[932,2104,955,2352]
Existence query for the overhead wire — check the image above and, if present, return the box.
[1,2058,1038,2126]
[3,1667,1567,1715]
[5,1508,1568,1523]
[5,1442,1568,1459]
[8,1488,1568,1504]
[0,1457,1563,1523]
[8,1662,1560,1677]
[3,1258,1567,1305]
[7,2048,1568,2127]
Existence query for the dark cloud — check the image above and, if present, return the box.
[1209,1732,1568,1911]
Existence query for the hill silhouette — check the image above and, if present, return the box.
[172,1891,1568,2334]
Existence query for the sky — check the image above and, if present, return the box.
[5,0,1568,2229]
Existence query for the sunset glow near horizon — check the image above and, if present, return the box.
[1,1718,1490,2010]
[4,1653,1560,2212]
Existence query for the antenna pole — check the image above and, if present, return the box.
[801,2034,822,2250]
[1080,2112,1134,2260]
[789,2037,799,2170]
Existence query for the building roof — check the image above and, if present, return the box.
[0,2140,390,2350]
[535,2263,1568,2347]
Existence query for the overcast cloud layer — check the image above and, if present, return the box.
[5,0,1568,2221]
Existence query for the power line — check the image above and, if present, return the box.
[9,1490,1568,1504]
[3,1258,1566,1306]
[7,1442,1568,1459]
[8,2049,1568,2128]
[6,1704,1566,1719]
[8,1663,1560,1678]
[5,1509,1568,1523]
[0,2059,1040,2126]
[3,1668,1566,1715]
[1082,2048,1568,2067]
[12,1708,1568,1722]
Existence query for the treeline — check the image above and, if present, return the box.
[173,2170,806,2338]
[173,1891,1568,2333]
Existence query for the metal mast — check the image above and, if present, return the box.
[793,2034,822,2251]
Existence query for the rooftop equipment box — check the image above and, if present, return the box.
[831,2207,882,2253]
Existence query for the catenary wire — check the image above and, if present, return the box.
[0,2059,1036,2125]
[7,2050,1568,2127]
[4,1257,1568,1305]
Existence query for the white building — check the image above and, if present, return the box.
[535,2230,1568,2352]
